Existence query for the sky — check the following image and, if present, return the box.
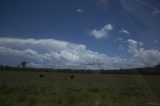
[0,0,160,69]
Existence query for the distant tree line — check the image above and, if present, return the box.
[0,63,160,75]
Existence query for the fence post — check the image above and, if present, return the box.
[88,80,91,89]
[67,79,70,89]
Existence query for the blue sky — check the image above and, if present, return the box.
[0,0,160,69]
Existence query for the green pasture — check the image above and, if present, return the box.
[0,70,160,106]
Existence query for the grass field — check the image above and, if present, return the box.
[0,70,160,106]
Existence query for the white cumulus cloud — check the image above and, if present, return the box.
[76,8,86,13]
[0,37,160,69]
[153,10,160,15]
[0,37,120,69]
[154,40,159,44]
[90,24,113,39]
[127,39,160,67]
[119,29,130,35]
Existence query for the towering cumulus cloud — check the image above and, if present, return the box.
[0,37,160,69]
[127,39,160,67]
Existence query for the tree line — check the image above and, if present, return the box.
[0,62,160,75]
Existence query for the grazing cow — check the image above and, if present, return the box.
[39,74,44,77]
[70,75,74,79]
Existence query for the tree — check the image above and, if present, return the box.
[155,64,160,69]
[21,61,27,68]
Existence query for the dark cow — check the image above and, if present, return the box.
[70,75,74,79]
[39,74,44,77]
